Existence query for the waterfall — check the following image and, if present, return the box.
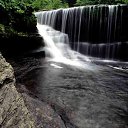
[37,23,91,67]
[35,5,128,61]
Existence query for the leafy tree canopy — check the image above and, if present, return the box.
[76,0,128,5]
[32,0,68,10]
[0,0,36,34]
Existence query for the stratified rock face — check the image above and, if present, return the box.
[0,53,66,128]
[0,53,34,128]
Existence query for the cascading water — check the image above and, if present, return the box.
[37,23,90,67]
[35,5,128,61]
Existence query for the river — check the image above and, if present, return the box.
[7,55,128,128]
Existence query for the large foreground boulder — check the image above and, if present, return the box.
[0,53,34,127]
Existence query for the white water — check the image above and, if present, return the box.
[35,5,128,64]
[37,23,91,68]
[35,5,119,59]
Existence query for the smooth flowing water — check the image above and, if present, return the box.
[35,5,128,61]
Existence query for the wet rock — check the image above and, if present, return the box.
[0,53,34,128]
[0,34,44,57]
[0,53,66,128]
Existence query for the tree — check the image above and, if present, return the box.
[67,0,77,7]
[76,0,128,5]
[32,0,67,10]
[61,0,77,7]
[0,0,37,34]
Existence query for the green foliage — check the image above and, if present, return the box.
[122,0,128,3]
[0,24,5,33]
[0,0,68,35]
[61,0,77,7]
[76,0,90,5]
[0,0,37,34]
[76,0,128,5]
[32,0,68,10]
